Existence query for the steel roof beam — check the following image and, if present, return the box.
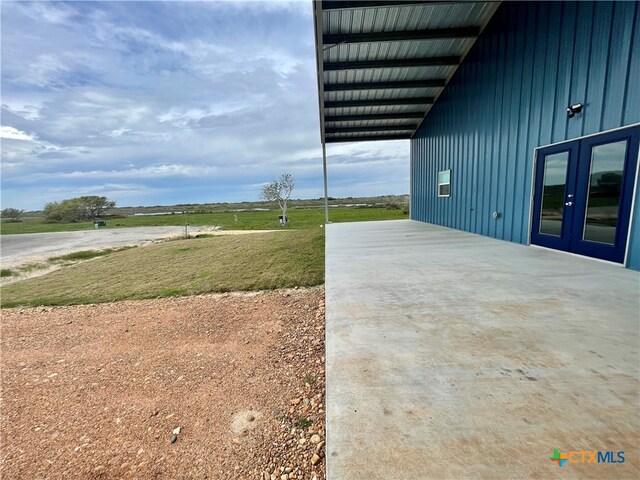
[325,79,445,91]
[324,56,460,71]
[325,112,424,121]
[322,1,486,10]
[326,125,416,133]
[323,26,481,45]
[324,97,433,108]
[325,134,412,143]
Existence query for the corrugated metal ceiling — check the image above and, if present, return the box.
[324,65,457,84]
[324,104,429,117]
[324,2,495,34]
[314,1,500,143]
[325,87,441,102]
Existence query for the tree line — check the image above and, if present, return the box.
[43,196,116,222]
[1,196,116,223]
[4,173,295,225]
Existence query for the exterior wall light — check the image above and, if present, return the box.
[567,103,583,118]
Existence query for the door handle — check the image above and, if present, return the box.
[565,201,574,206]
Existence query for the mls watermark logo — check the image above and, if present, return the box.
[550,449,625,467]
[550,449,568,467]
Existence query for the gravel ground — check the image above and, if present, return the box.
[0,288,326,479]
[1,227,199,269]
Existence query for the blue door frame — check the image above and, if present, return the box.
[531,126,640,264]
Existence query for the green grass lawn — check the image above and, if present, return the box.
[0,207,407,234]
[1,229,324,307]
[0,207,408,307]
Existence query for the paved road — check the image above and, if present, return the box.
[0,226,207,268]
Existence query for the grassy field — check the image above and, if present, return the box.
[1,206,408,307]
[0,207,407,234]
[1,229,324,307]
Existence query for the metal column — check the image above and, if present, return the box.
[322,142,329,224]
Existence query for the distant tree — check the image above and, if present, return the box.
[43,199,81,223]
[43,196,116,223]
[260,173,294,225]
[76,196,116,219]
[1,207,24,222]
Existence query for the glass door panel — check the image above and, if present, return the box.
[530,142,578,252]
[571,126,639,263]
[539,151,569,237]
[582,140,627,245]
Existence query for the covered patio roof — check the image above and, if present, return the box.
[313,0,500,144]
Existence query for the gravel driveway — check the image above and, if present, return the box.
[0,226,210,268]
[1,288,326,479]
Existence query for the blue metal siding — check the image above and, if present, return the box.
[628,169,640,270]
[410,1,640,269]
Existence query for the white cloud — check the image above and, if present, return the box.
[105,128,131,138]
[17,164,223,183]
[19,1,78,25]
[2,103,42,121]
[0,126,38,142]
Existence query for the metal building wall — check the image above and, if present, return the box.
[410,1,640,269]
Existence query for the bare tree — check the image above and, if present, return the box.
[260,174,294,224]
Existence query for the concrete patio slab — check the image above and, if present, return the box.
[325,220,639,479]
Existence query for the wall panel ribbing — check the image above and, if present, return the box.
[410,1,640,269]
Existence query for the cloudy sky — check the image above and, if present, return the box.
[1,0,409,211]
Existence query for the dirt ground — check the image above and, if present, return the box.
[0,288,326,480]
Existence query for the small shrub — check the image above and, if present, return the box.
[159,287,187,297]
[1,269,16,277]
[50,250,112,262]
[298,417,312,428]
[49,247,131,263]
[192,234,216,239]
[18,263,49,273]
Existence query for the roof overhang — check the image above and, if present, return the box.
[313,0,500,144]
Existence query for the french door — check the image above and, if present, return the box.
[531,125,639,263]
